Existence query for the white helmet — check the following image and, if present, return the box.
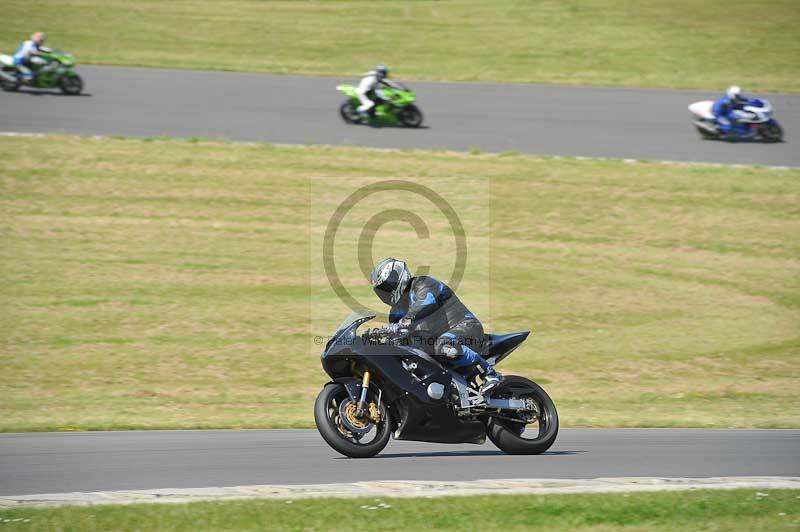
[726,85,742,101]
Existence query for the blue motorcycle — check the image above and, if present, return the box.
[689,99,783,142]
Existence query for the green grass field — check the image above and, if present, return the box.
[1,135,798,432]
[1,490,797,531]
[2,0,799,91]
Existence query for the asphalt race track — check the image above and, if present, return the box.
[1,66,798,167]
[1,429,798,496]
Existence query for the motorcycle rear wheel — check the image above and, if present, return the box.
[0,72,20,92]
[486,376,558,455]
[59,74,83,95]
[314,382,391,458]
[339,101,361,124]
[694,124,718,140]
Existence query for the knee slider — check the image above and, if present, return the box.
[436,337,462,360]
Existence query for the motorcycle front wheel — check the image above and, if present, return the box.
[486,376,559,455]
[398,105,423,127]
[314,382,391,458]
[59,74,83,95]
[761,121,783,143]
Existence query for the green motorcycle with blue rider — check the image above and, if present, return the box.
[1,47,83,95]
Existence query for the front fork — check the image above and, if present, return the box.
[356,370,370,416]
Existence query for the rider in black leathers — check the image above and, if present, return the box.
[370,258,501,394]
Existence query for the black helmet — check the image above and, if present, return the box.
[371,258,411,306]
[376,64,389,79]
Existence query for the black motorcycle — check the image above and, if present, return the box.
[314,310,558,458]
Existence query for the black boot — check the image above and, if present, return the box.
[474,355,501,395]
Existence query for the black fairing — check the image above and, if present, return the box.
[323,333,485,444]
[485,331,530,364]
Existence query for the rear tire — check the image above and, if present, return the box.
[59,74,83,95]
[314,383,391,458]
[339,101,361,124]
[0,71,20,92]
[486,376,558,455]
[761,120,783,143]
[399,105,423,127]
[694,121,718,140]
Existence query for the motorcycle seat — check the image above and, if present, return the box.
[484,331,530,361]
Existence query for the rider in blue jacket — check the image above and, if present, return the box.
[13,32,49,82]
[370,258,501,394]
[712,86,751,135]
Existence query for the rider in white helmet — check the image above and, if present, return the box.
[355,64,402,121]
[712,86,750,136]
[12,32,50,82]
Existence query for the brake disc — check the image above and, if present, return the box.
[338,399,373,434]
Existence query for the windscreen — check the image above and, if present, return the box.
[333,309,376,336]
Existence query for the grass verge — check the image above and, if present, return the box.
[1,135,799,431]
[0,490,798,531]
[1,0,798,92]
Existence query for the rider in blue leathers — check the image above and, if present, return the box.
[13,32,49,82]
[712,86,753,136]
[370,258,502,394]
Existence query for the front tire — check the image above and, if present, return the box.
[339,101,361,124]
[761,120,783,143]
[314,382,391,458]
[486,376,558,455]
[399,105,423,127]
[59,74,83,95]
